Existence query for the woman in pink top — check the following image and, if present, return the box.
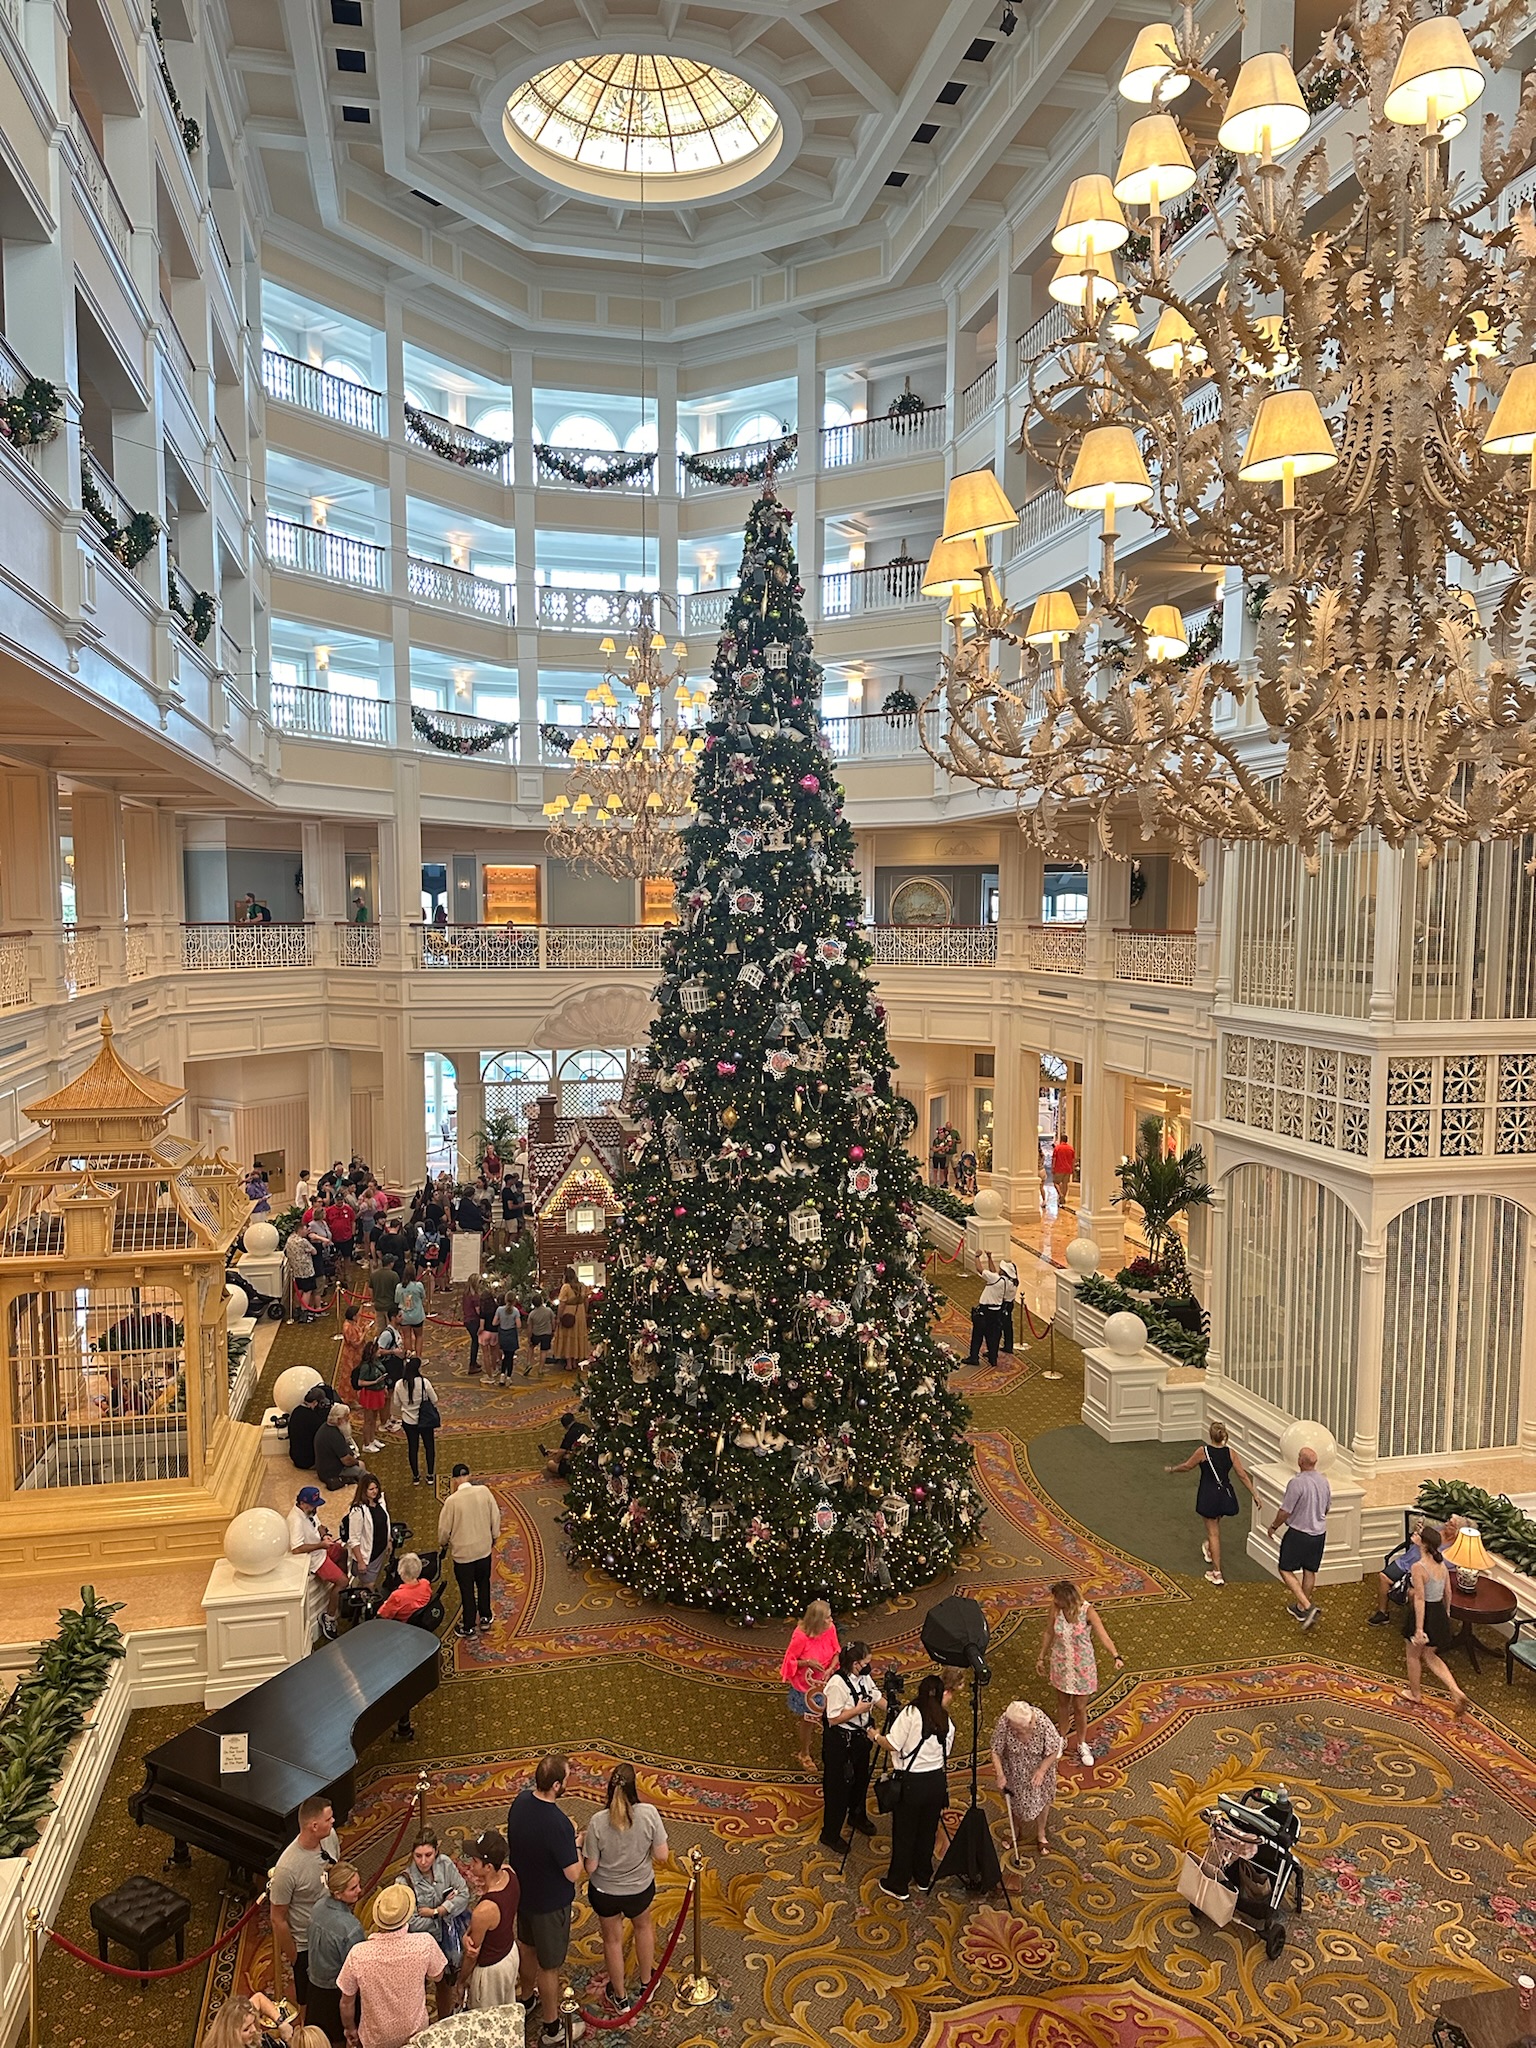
[780,1599,840,1771]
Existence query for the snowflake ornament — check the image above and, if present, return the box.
[847,1163,879,1196]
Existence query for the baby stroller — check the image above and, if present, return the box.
[227,1261,285,1321]
[1177,1785,1303,1959]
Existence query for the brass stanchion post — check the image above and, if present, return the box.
[560,1982,581,2046]
[678,1846,717,2007]
[415,1769,430,1836]
[26,1905,41,2048]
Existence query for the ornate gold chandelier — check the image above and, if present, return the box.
[925,0,1536,870]
[543,595,707,879]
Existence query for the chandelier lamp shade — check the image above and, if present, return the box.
[919,0,1536,872]
[1215,52,1310,158]
[1118,21,1188,104]
[922,533,989,597]
[940,467,1019,544]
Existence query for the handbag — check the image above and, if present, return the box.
[417,1393,441,1430]
[875,1770,904,1814]
[559,1308,577,1329]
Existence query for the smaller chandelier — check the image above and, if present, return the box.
[544,596,706,880]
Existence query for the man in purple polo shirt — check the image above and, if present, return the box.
[1267,1446,1331,1630]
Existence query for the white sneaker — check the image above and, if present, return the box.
[1078,1742,1094,1767]
[1204,1570,1225,1586]
[1201,1540,1212,1564]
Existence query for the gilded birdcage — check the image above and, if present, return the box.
[0,1012,260,1571]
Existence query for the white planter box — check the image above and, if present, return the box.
[917,1204,965,1260]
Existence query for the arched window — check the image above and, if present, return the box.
[403,386,430,415]
[822,399,853,429]
[474,406,518,442]
[548,414,619,451]
[1381,1194,1529,1457]
[625,421,657,452]
[481,1050,552,1134]
[556,1048,628,1117]
[1220,1163,1360,1447]
[732,411,786,447]
[322,357,367,386]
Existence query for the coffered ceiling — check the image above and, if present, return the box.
[223,0,1169,340]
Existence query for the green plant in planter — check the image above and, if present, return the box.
[0,1587,126,1857]
[1113,1113,1212,1294]
[1413,1480,1536,1576]
[920,1185,974,1224]
[1076,1271,1209,1367]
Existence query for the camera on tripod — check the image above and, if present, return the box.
[880,1667,906,1720]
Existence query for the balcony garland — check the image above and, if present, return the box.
[151,9,201,154]
[534,444,656,490]
[167,576,216,645]
[678,434,797,488]
[882,683,919,725]
[884,379,928,430]
[405,402,511,470]
[0,375,63,450]
[81,463,161,569]
[538,721,574,756]
[411,705,515,755]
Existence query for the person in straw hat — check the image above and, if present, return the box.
[337,1881,447,2048]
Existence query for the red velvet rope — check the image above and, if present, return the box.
[1019,1301,1054,1341]
[570,1877,696,2030]
[45,1789,422,1983]
[45,1890,266,1980]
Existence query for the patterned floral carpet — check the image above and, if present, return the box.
[31,1272,1536,2048]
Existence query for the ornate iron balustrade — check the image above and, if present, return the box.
[867,924,998,967]
[404,405,514,483]
[1114,928,1198,987]
[60,926,101,995]
[1024,923,1087,974]
[182,923,317,970]
[69,103,132,264]
[0,930,32,1011]
[125,925,151,980]
[336,922,380,966]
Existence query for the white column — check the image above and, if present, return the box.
[378,755,423,967]
[1350,1238,1387,1469]
[1369,844,1402,1024]
[308,1048,352,1172]
[1201,1180,1227,1377]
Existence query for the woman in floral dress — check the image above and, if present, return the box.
[1038,1579,1123,1768]
[990,1698,1063,1856]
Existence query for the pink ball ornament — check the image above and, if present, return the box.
[913,1485,927,1500]
[799,774,820,792]
[674,1205,688,1217]
[849,1145,865,1162]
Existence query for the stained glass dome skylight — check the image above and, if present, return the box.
[504,55,782,201]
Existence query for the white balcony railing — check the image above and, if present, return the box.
[536,585,660,634]
[69,104,132,266]
[1009,488,1081,559]
[1114,928,1198,987]
[0,336,42,469]
[411,707,517,764]
[407,555,515,622]
[683,588,735,635]
[182,923,317,971]
[1014,303,1075,382]
[266,514,385,589]
[60,926,101,995]
[413,924,542,970]
[261,349,386,435]
[1024,923,1087,974]
[158,297,195,393]
[821,405,945,468]
[272,682,394,745]
[0,930,32,1011]
[820,561,927,619]
[125,924,151,980]
[867,924,998,967]
[336,922,380,966]
[823,709,941,760]
[678,434,798,494]
[545,926,667,971]
[404,406,514,484]
[958,361,998,430]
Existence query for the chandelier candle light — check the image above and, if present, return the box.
[925,0,1536,871]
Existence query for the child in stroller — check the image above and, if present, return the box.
[1179,1784,1303,1958]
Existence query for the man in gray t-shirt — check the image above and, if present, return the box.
[270,1794,342,2011]
[1266,1448,1332,1630]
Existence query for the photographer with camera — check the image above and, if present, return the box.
[874,1674,955,1900]
[818,1641,880,1852]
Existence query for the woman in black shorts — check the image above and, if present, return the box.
[579,1762,670,2014]
[1403,1521,1470,1713]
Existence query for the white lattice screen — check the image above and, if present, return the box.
[1220,1033,1371,1156]
[1231,832,1378,1017]
[1220,1164,1361,1445]
[1380,1195,1528,1458]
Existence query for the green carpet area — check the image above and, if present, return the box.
[1027,1425,1272,1584]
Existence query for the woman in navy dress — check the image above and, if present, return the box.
[1165,1422,1257,1585]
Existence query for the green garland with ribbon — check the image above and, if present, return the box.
[0,376,63,451]
[167,576,215,645]
[411,705,516,755]
[151,8,200,152]
[678,434,798,488]
[81,461,161,569]
[405,403,512,471]
[881,684,920,724]
[535,443,656,489]
[885,379,929,429]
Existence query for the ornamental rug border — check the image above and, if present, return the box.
[447,1429,1178,1683]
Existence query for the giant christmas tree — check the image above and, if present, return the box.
[565,488,980,1619]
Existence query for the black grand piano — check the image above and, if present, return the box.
[129,1621,440,1875]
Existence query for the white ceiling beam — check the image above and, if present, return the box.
[419,88,480,115]
[792,14,898,112]
[415,126,480,154]
[799,134,857,159]
[404,0,542,57]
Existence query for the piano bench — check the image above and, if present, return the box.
[89,1875,193,1984]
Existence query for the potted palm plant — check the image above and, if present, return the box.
[1112,1113,1212,1298]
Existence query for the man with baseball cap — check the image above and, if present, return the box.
[436,1461,501,1640]
[338,1881,446,2048]
[288,1483,347,1639]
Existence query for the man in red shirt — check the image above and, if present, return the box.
[1050,1136,1076,1186]
[325,1191,357,1265]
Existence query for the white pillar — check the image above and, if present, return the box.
[1350,1238,1387,1469]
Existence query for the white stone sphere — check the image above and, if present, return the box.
[1064,1235,1101,1276]
[224,1283,249,1323]
[973,1189,1004,1221]
[223,1507,290,1578]
[1278,1420,1338,1472]
[243,1219,280,1256]
[273,1364,322,1415]
[1104,1310,1148,1356]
